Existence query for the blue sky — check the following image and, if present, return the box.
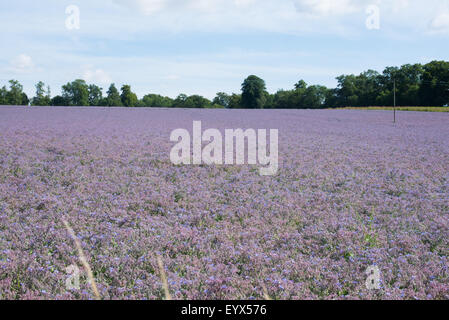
[1,0,448,99]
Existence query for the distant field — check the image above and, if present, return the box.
[337,106,449,112]
[0,107,448,300]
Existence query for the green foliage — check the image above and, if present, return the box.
[21,93,29,106]
[172,94,211,108]
[270,81,328,109]
[241,75,267,109]
[271,90,292,109]
[330,61,449,107]
[209,103,226,109]
[62,79,89,106]
[31,81,51,106]
[106,84,122,107]
[419,61,449,107]
[141,94,173,108]
[0,86,7,105]
[294,80,307,90]
[227,94,242,109]
[3,60,448,109]
[88,84,103,106]
[5,80,26,105]
[184,95,211,108]
[213,92,231,108]
[50,96,67,106]
[173,94,188,108]
[120,84,138,107]
[302,85,328,109]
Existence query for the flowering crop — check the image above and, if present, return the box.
[0,106,447,300]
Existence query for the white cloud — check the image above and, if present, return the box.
[114,0,254,14]
[9,54,35,73]
[293,0,359,16]
[114,0,167,14]
[115,0,365,17]
[82,68,112,85]
[107,0,446,35]
[430,12,449,32]
[1,0,448,99]
[391,0,410,12]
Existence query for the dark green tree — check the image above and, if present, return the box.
[263,92,275,109]
[120,84,138,107]
[50,96,67,106]
[294,80,307,90]
[419,61,449,106]
[21,93,29,106]
[0,86,8,105]
[6,80,26,105]
[395,64,422,106]
[228,93,242,109]
[212,92,231,108]
[88,84,103,106]
[290,80,308,108]
[272,89,294,109]
[141,94,174,108]
[173,94,188,108]
[301,85,328,109]
[105,84,122,106]
[32,81,51,106]
[356,70,382,106]
[324,88,339,108]
[241,75,267,109]
[62,79,89,106]
[272,81,329,109]
[334,75,361,107]
[184,95,211,108]
[374,64,425,106]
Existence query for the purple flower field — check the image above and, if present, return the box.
[0,106,448,300]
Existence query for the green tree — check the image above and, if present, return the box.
[45,85,51,105]
[21,93,29,106]
[301,85,328,109]
[50,96,67,106]
[294,80,307,90]
[334,75,360,107]
[272,89,294,109]
[6,80,25,105]
[88,84,103,106]
[324,88,339,108]
[228,93,242,109]
[184,95,211,108]
[375,64,424,106]
[395,64,422,106]
[241,75,267,109]
[141,94,173,108]
[212,92,231,108]
[263,92,275,109]
[273,81,329,109]
[120,84,138,107]
[105,84,122,106]
[32,81,51,106]
[377,66,398,105]
[419,61,449,106]
[0,86,8,105]
[290,80,308,108]
[173,94,188,108]
[356,70,382,106]
[62,79,89,106]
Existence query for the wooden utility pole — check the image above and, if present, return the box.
[393,79,396,123]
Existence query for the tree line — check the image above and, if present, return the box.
[1,60,448,108]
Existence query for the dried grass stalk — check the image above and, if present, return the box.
[62,218,101,300]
